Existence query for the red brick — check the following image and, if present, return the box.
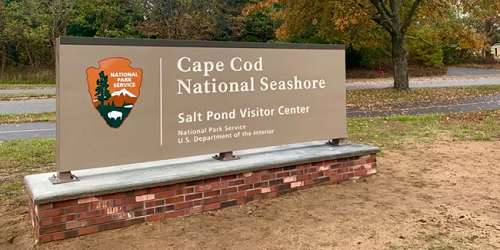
[185,193,202,201]
[148,186,167,194]
[37,203,53,211]
[65,220,84,230]
[238,184,253,191]
[175,201,194,210]
[146,214,162,222]
[125,202,144,212]
[203,202,221,211]
[52,200,78,209]
[312,161,323,166]
[227,192,246,200]
[220,200,238,208]
[85,215,113,226]
[260,173,274,181]
[133,190,148,196]
[154,205,174,213]
[63,204,90,214]
[269,179,283,186]
[78,225,99,236]
[228,179,244,186]
[246,189,261,197]
[244,174,261,184]
[196,182,221,192]
[221,174,238,181]
[165,196,184,204]
[97,220,127,231]
[39,223,66,234]
[184,180,204,187]
[38,233,53,243]
[202,196,224,205]
[221,187,237,195]
[183,187,195,194]
[164,209,186,218]
[38,208,64,218]
[268,167,284,173]
[77,197,99,204]
[203,190,221,197]
[276,172,290,178]
[155,190,177,199]
[145,199,165,208]
[253,181,269,188]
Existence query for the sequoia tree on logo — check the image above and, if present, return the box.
[86,57,143,128]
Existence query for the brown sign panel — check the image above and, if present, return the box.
[56,37,346,171]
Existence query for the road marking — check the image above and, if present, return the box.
[0,128,55,134]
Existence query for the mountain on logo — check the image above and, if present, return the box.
[111,88,137,98]
[86,57,143,128]
[105,89,138,107]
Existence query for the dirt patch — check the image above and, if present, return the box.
[1,140,499,250]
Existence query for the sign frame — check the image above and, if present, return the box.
[55,36,346,175]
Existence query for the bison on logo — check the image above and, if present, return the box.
[86,57,143,128]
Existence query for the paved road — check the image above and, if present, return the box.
[1,94,498,141]
[347,66,500,90]
[0,122,55,140]
[346,75,500,90]
[0,87,55,95]
[0,98,55,114]
[447,66,500,76]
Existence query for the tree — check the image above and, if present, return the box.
[460,0,500,60]
[361,0,424,89]
[95,71,111,106]
[0,1,6,76]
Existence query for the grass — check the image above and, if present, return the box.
[347,85,500,111]
[0,84,54,89]
[0,139,55,203]
[0,112,56,124]
[0,93,55,101]
[0,68,55,85]
[0,110,498,206]
[348,110,500,149]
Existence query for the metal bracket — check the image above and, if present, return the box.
[213,151,239,161]
[327,139,342,146]
[49,171,79,184]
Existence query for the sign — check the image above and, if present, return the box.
[56,37,346,171]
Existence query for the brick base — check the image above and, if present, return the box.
[28,153,377,243]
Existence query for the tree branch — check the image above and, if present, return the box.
[368,0,395,33]
[401,0,423,33]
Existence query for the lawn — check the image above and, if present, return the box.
[0,112,56,124]
[347,85,500,111]
[0,94,55,101]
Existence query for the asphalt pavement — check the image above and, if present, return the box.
[0,122,55,140]
[0,98,55,114]
[0,87,55,95]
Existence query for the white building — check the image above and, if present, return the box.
[492,43,500,59]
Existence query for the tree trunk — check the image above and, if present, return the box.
[0,44,6,78]
[391,35,409,90]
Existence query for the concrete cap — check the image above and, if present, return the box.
[25,141,379,204]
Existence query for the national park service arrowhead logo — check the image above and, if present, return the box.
[86,57,143,128]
